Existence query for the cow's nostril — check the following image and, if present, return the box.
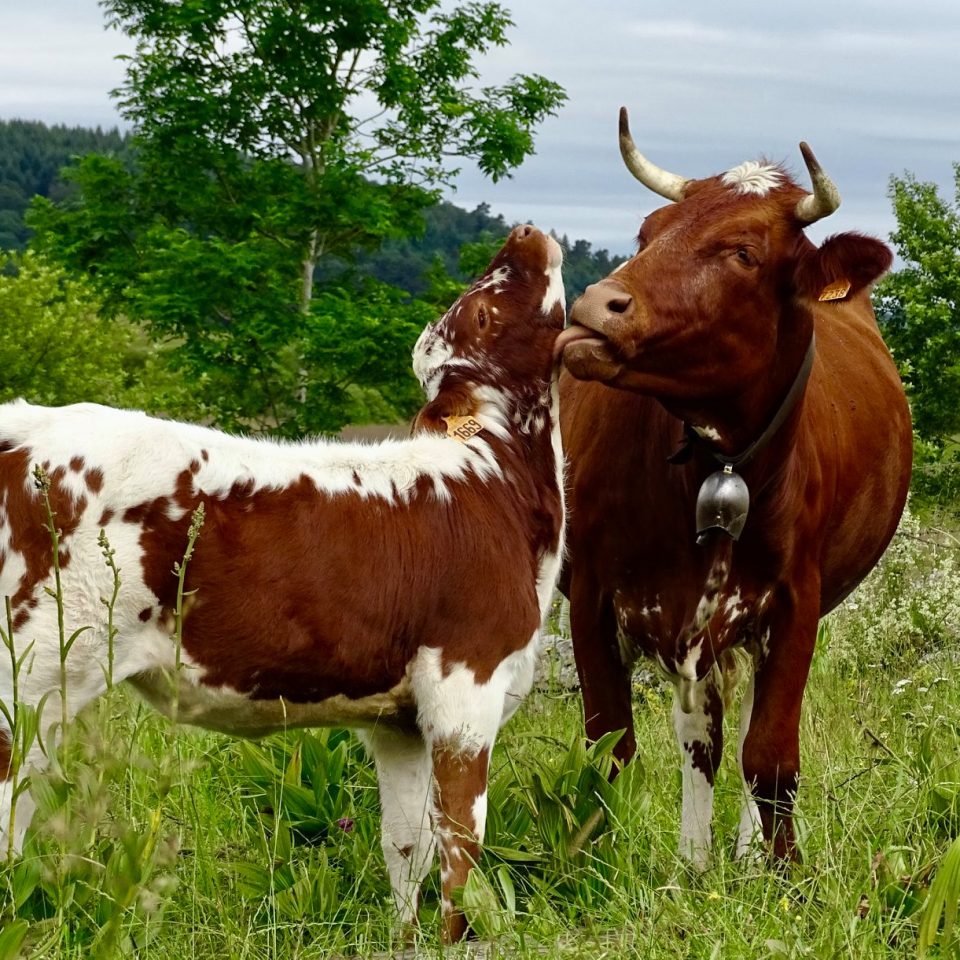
[607,295,633,315]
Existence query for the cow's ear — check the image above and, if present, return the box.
[794,232,893,303]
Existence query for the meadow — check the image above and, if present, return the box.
[3,503,960,959]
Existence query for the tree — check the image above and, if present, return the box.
[875,166,960,504]
[876,166,960,445]
[30,0,566,436]
[0,251,169,409]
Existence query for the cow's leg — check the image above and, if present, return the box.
[569,580,635,767]
[0,664,109,858]
[740,602,817,860]
[365,727,436,932]
[408,637,538,941]
[672,668,724,870]
[431,740,490,943]
[0,750,36,859]
[735,668,763,858]
[0,723,28,858]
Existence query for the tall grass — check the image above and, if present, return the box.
[3,505,960,957]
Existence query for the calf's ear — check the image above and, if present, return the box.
[411,385,476,435]
[412,402,446,434]
[794,232,893,303]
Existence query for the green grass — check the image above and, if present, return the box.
[4,508,960,958]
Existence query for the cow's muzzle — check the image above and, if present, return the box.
[570,279,635,334]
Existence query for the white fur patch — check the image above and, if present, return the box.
[541,239,566,315]
[676,638,704,682]
[672,679,715,869]
[692,424,722,442]
[721,161,783,196]
[0,400,503,522]
[409,638,540,757]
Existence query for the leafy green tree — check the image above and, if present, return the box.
[0,251,166,408]
[31,0,565,436]
[877,166,960,444]
[875,166,960,503]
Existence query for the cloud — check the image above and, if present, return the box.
[0,1,957,257]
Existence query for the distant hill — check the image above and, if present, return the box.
[0,120,129,250]
[321,199,625,304]
[0,119,622,301]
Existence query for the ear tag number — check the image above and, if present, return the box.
[443,415,484,443]
[818,279,851,302]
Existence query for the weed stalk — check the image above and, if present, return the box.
[170,503,205,722]
[98,528,121,690]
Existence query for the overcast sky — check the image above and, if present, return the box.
[1,1,958,256]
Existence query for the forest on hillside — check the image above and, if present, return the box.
[0,119,622,305]
[0,121,129,251]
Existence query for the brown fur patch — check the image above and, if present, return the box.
[85,468,104,494]
[432,744,490,942]
[0,449,89,614]
[0,726,11,781]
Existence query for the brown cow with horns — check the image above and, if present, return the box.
[555,109,912,864]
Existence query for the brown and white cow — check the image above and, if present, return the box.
[0,224,566,941]
[556,110,912,865]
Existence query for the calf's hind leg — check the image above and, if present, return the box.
[365,727,436,932]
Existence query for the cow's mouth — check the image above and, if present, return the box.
[553,323,607,360]
[555,323,624,381]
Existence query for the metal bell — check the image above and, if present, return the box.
[696,464,750,542]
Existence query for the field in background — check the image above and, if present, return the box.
[3,506,960,959]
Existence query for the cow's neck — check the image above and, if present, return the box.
[665,324,815,473]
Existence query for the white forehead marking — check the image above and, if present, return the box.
[721,161,783,196]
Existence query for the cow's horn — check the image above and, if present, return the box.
[794,142,841,224]
[619,107,688,202]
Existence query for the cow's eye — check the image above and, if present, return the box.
[477,306,488,330]
[735,247,756,267]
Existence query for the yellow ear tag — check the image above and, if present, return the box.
[818,279,852,302]
[443,415,484,443]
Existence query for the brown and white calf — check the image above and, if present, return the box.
[0,224,566,941]
[557,111,912,866]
